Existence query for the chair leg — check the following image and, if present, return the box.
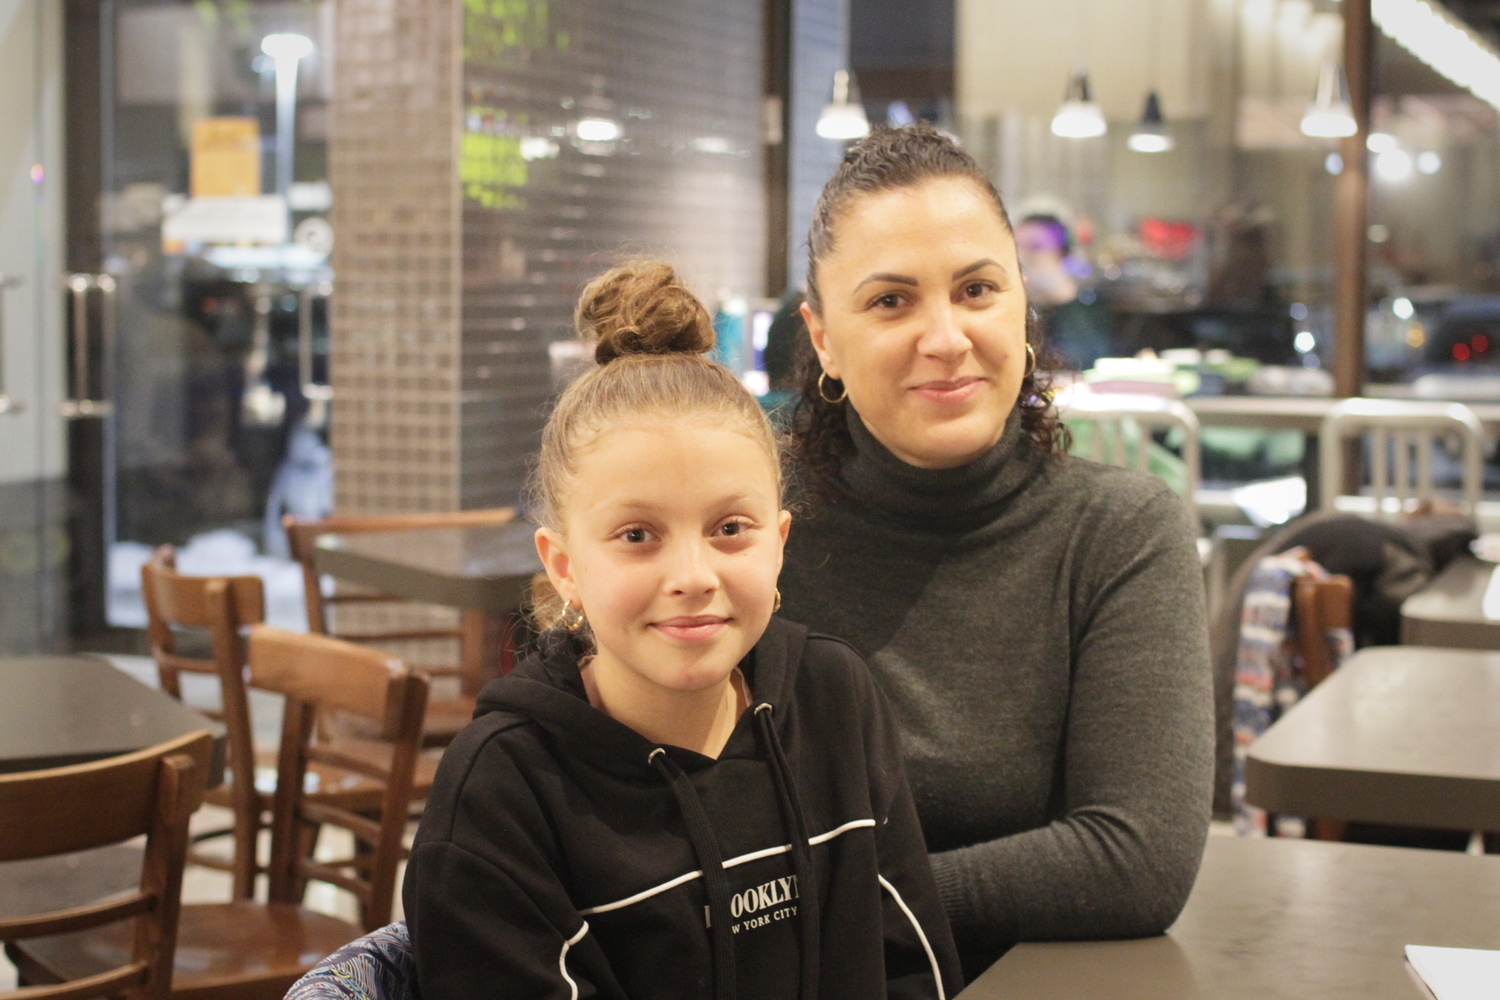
[231,804,262,899]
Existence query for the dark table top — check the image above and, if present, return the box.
[1245,645,1500,830]
[313,521,544,613]
[1402,555,1500,651]
[960,835,1500,999]
[0,656,225,785]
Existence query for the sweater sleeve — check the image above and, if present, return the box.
[405,839,611,1000]
[849,649,966,999]
[927,483,1214,948]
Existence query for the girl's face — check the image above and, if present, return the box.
[535,421,790,700]
[802,177,1028,470]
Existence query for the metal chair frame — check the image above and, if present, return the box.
[1317,398,1484,518]
[1061,392,1203,528]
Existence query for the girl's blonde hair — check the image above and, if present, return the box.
[527,260,783,630]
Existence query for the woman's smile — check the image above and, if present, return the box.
[910,375,986,405]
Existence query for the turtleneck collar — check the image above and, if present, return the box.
[837,405,1045,535]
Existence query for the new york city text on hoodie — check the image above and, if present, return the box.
[404,616,962,1000]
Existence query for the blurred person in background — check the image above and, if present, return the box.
[1015,214,1113,370]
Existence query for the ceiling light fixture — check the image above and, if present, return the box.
[1128,92,1174,152]
[1376,148,1413,181]
[1373,0,1500,110]
[1300,61,1357,138]
[816,70,870,141]
[574,117,621,142]
[1052,70,1107,138]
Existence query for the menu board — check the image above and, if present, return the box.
[190,117,261,198]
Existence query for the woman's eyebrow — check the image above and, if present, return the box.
[953,258,1003,279]
[853,271,919,291]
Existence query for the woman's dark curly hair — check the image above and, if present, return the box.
[792,122,1068,496]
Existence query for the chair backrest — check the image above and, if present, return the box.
[1293,574,1354,690]
[0,730,212,1000]
[140,548,265,897]
[282,509,515,636]
[1061,392,1202,526]
[248,627,430,931]
[1318,398,1484,517]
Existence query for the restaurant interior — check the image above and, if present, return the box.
[3,0,1500,996]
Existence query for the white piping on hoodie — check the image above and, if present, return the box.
[877,874,946,1000]
[559,921,589,1000]
[576,818,877,916]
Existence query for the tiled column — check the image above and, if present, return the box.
[330,0,462,516]
[331,0,766,517]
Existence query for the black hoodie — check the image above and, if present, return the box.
[404,616,962,1000]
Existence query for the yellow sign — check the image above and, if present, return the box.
[190,118,261,198]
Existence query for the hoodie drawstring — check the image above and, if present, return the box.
[649,747,737,1000]
[646,704,822,1000]
[755,702,821,1000]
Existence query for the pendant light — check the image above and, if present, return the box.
[1128,0,1174,152]
[1052,70,1107,138]
[1052,0,1106,139]
[1300,60,1357,138]
[816,70,870,140]
[1129,92,1173,152]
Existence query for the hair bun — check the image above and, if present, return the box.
[575,261,716,365]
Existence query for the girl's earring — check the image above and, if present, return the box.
[561,602,587,631]
[818,372,847,404]
[773,589,782,613]
[1024,343,1037,378]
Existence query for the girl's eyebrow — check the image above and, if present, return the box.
[601,492,765,514]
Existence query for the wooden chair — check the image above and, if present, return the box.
[283,508,517,744]
[142,548,266,899]
[9,628,430,1000]
[140,548,435,900]
[1,730,213,1000]
[1294,574,1354,691]
[1293,573,1355,841]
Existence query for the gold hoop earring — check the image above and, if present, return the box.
[561,602,587,631]
[1024,343,1037,378]
[818,372,847,404]
[773,589,782,613]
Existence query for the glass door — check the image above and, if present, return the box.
[0,0,68,655]
[94,0,334,630]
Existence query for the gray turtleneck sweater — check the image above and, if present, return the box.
[779,410,1213,975]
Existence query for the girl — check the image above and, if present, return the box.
[404,262,962,1000]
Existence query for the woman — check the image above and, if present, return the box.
[778,124,1213,980]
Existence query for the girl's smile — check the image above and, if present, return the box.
[651,614,730,643]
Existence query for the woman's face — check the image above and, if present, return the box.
[802,177,1028,469]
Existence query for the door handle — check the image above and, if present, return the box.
[0,273,22,414]
[298,280,333,402]
[60,273,116,419]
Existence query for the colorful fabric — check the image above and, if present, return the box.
[284,922,416,1000]
[1231,548,1352,836]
